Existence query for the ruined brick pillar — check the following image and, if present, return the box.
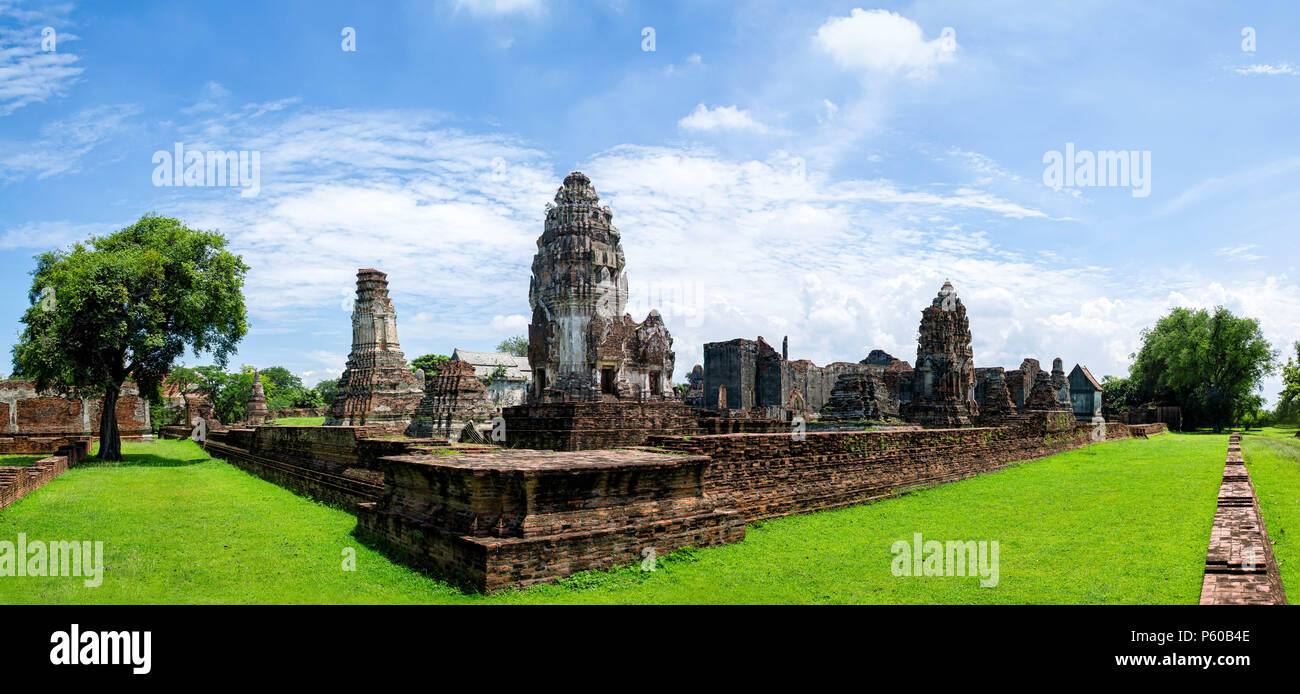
[325,268,424,432]
[900,281,978,427]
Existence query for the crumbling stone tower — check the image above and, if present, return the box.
[526,171,675,402]
[901,281,978,427]
[325,268,424,432]
[245,369,269,425]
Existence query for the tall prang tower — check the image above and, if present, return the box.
[325,268,424,431]
[526,171,674,403]
[901,280,979,427]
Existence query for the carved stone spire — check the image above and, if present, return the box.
[325,268,423,431]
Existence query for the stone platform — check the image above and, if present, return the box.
[356,448,744,591]
[500,401,700,451]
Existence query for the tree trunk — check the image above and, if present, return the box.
[98,383,123,461]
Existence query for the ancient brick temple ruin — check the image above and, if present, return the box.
[194,170,1164,592]
[899,281,979,426]
[245,370,269,425]
[502,172,697,450]
[407,358,495,442]
[325,269,425,433]
[0,379,151,454]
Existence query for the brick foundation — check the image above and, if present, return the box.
[355,449,745,591]
[1198,433,1286,605]
[0,440,91,509]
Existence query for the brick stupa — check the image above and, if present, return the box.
[325,268,424,432]
[901,281,979,427]
[245,370,269,425]
[407,359,495,442]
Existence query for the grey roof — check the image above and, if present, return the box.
[1070,363,1103,390]
[451,349,532,380]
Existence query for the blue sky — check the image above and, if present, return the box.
[1,0,1297,403]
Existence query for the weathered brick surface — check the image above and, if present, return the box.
[1198,434,1286,605]
[501,400,700,451]
[648,414,1115,523]
[204,426,439,509]
[356,449,744,591]
[0,440,90,509]
[0,379,150,449]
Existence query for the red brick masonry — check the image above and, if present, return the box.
[1198,433,1287,605]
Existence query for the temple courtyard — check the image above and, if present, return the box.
[3,429,1294,605]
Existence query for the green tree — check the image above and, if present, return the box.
[13,215,247,460]
[411,353,450,374]
[1100,375,1141,413]
[163,365,204,398]
[1129,306,1276,432]
[496,335,528,357]
[1278,341,1300,425]
[313,378,339,408]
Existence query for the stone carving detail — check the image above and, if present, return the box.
[901,281,978,427]
[526,172,675,403]
[245,369,269,425]
[325,268,424,432]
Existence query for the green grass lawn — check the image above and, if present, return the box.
[1241,426,1300,597]
[0,454,47,466]
[268,417,325,426]
[0,433,1226,604]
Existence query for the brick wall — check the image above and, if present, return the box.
[204,426,438,509]
[646,415,1142,523]
[0,380,151,449]
[0,440,90,510]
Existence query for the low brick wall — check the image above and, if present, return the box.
[203,426,439,509]
[646,415,1130,523]
[356,449,745,591]
[0,440,91,509]
[1199,433,1286,605]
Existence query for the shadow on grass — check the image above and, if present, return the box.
[0,455,47,466]
[81,451,213,468]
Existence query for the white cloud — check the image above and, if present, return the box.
[678,104,770,134]
[0,103,139,181]
[0,4,83,115]
[1217,245,1264,263]
[814,9,955,79]
[0,219,120,250]
[452,0,544,16]
[1234,63,1297,76]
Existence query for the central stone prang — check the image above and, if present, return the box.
[525,171,675,403]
